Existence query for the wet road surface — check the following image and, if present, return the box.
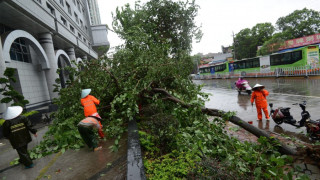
[194,77,320,143]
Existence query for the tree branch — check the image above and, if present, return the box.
[103,67,121,91]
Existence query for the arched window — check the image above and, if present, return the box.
[9,38,31,63]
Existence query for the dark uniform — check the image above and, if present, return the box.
[3,116,37,167]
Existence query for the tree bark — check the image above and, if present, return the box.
[151,88,297,155]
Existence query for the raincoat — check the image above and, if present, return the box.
[81,95,100,117]
[250,89,270,120]
[78,117,103,149]
[3,116,37,149]
[3,115,37,166]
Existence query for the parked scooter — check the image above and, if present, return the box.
[269,101,320,140]
[235,78,252,95]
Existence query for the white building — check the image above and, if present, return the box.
[0,0,108,113]
[87,0,101,25]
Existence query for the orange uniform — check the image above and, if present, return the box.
[81,95,100,117]
[250,89,270,120]
[80,95,104,138]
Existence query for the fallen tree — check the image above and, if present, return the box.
[151,88,297,155]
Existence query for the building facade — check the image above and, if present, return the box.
[0,0,106,114]
[87,0,101,25]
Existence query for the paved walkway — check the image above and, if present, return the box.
[0,125,127,180]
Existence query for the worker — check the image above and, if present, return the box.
[2,106,37,169]
[77,116,103,151]
[80,89,104,139]
[250,84,270,121]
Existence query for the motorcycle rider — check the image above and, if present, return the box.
[235,77,245,90]
[250,84,270,121]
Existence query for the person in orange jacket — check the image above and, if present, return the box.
[81,89,104,138]
[250,84,270,121]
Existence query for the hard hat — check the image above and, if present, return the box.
[3,106,23,120]
[252,84,265,90]
[81,89,91,98]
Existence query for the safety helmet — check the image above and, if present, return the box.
[3,106,23,120]
[81,89,91,98]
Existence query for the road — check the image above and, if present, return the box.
[194,77,320,143]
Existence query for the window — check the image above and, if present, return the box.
[61,16,67,26]
[10,38,31,63]
[77,1,81,11]
[78,33,82,39]
[292,51,302,62]
[46,3,55,16]
[214,64,226,72]
[74,12,79,23]
[270,54,283,66]
[70,25,75,33]
[59,0,64,6]
[82,8,85,14]
[282,53,291,64]
[245,60,252,69]
[83,38,86,43]
[80,20,83,28]
[85,26,88,32]
[66,2,71,15]
[252,58,260,68]
[270,50,302,66]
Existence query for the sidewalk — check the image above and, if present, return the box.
[0,125,127,180]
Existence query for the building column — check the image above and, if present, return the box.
[0,37,8,113]
[39,33,59,101]
[66,47,77,68]
[66,47,76,61]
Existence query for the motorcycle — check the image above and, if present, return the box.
[269,101,320,140]
[235,78,252,95]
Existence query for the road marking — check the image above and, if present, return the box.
[35,151,62,180]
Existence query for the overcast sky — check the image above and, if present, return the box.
[97,0,320,55]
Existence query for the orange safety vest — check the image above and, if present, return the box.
[250,90,269,108]
[78,117,102,130]
[81,95,100,117]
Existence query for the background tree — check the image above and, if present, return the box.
[234,23,274,60]
[257,32,286,56]
[276,8,320,39]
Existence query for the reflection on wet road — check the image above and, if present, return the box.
[194,77,320,143]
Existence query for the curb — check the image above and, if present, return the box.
[127,119,146,180]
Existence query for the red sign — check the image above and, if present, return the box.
[198,64,210,68]
[279,33,320,50]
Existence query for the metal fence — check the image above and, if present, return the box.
[194,65,320,80]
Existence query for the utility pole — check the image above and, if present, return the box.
[232,31,236,60]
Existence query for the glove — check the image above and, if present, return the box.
[98,130,105,139]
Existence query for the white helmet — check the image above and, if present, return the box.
[3,106,23,120]
[252,84,265,90]
[81,89,91,98]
